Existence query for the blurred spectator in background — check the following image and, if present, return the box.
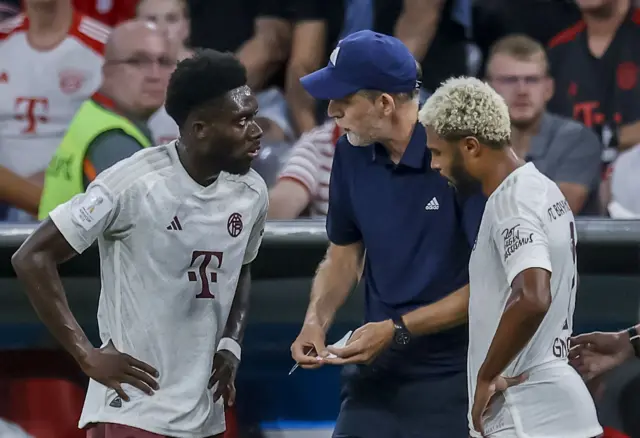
[137,0,192,145]
[602,143,640,217]
[38,20,175,218]
[373,0,471,94]
[188,0,291,142]
[284,0,345,135]
[268,120,340,218]
[473,0,581,73]
[547,0,640,165]
[0,0,109,221]
[0,0,18,21]
[486,35,602,215]
[73,0,136,26]
[0,167,41,217]
[189,0,344,141]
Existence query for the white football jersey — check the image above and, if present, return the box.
[0,12,107,177]
[48,142,268,437]
[467,163,602,438]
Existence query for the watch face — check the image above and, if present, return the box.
[395,331,411,345]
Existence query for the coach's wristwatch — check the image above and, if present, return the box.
[392,317,412,348]
[627,325,640,359]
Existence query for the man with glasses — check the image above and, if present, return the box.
[38,19,177,218]
[485,34,602,215]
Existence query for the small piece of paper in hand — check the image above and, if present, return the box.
[324,330,353,359]
[288,330,353,375]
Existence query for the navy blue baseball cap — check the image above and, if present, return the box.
[300,30,418,100]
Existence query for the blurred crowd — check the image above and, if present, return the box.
[1,0,640,223]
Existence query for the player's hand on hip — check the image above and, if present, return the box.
[78,340,159,402]
[569,331,634,381]
[471,374,527,437]
[323,320,394,365]
[209,350,239,406]
[291,322,327,369]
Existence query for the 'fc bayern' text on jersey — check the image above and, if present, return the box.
[48,142,268,438]
[467,163,601,438]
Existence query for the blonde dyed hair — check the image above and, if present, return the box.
[418,76,511,148]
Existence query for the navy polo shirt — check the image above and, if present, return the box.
[327,122,486,377]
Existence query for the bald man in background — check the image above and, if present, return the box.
[75,19,175,185]
[38,20,177,218]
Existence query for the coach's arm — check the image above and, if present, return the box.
[401,284,470,335]
[402,191,485,335]
[291,241,364,368]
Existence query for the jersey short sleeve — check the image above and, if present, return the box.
[491,183,553,286]
[49,182,120,254]
[243,188,268,265]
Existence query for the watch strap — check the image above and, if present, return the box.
[626,326,640,358]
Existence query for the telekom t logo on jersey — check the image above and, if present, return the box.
[14,97,49,134]
[188,250,224,299]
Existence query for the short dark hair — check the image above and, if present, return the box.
[165,49,247,128]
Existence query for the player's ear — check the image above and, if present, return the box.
[192,120,209,140]
[463,136,481,157]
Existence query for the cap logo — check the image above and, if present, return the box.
[330,47,340,66]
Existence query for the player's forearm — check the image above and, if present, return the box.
[304,245,361,332]
[402,284,469,336]
[12,248,93,361]
[222,264,252,344]
[478,288,550,382]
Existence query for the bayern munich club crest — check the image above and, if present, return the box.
[59,69,86,94]
[227,213,243,237]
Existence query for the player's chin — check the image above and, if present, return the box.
[224,158,254,176]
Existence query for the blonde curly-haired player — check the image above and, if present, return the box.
[418,77,603,438]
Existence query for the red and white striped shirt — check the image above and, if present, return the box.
[278,120,340,217]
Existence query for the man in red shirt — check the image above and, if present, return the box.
[73,0,135,26]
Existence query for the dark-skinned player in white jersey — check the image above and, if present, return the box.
[419,77,602,438]
[12,49,268,438]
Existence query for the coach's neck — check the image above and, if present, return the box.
[379,101,419,164]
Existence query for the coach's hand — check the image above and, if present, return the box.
[291,322,327,369]
[209,350,239,406]
[471,374,527,437]
[78,340,159,402]
[569,331,634,381]
[323,320,394,365]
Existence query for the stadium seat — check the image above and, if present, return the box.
[6,378,85,438]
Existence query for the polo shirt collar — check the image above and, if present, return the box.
[371,121,427,169]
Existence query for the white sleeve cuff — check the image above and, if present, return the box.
[217,337,241,361]
[49,206,92,254]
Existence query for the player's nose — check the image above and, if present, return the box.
[248,119,263,140]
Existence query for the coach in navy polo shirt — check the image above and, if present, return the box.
[290,30,486,438]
